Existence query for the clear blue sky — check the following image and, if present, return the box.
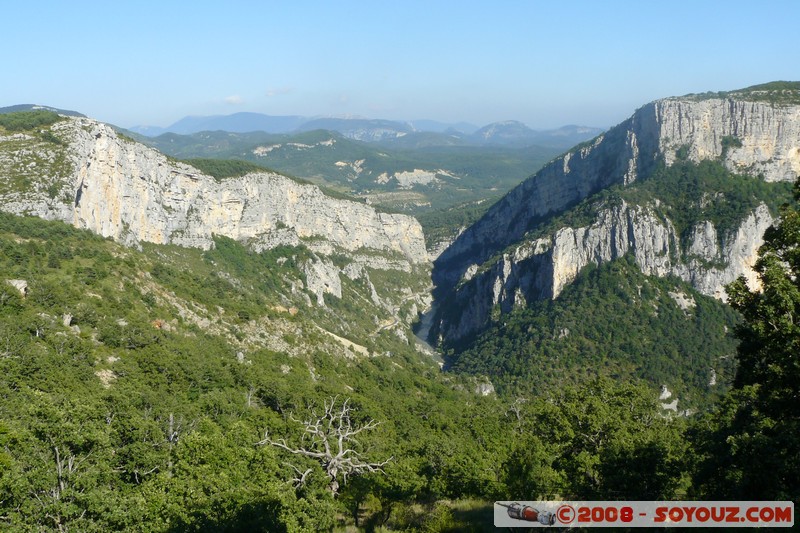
[5,1,798,129]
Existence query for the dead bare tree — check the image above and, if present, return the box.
[257,396,391,494]
[506,397,528,434]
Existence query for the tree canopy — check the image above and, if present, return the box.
[692,179,800,500]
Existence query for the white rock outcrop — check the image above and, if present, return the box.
[435,95,799,291]
[655,97,800,182]
[5,279,28,297]
[431,93,799,343]
[303,257,343,306]
[435,201,774,342]
[2,118,428,266]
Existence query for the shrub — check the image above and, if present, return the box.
[0,110,63,132]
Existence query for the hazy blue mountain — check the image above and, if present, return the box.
[127,111,600,148]
[470,120,536,143]
[130,112,307,136]
[533,124,607,147]
[294,117,414,142]
[126,124,169,136]
[372,130,468,149]
[408,119,479,134]
[469,120,604,148]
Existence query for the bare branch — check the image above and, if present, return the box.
[257,396,391,494]
[286,463,313,488]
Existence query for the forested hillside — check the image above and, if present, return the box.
[435,159,794,408]
[0,212,717,531]
[2,200,796,530]
[0,213,495,530]
[445,255,740,409]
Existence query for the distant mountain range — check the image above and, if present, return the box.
[1,104,602,150]
[470,120,602,148]
[129,112,603,149]
[131,112,307,136]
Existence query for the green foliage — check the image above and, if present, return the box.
[514,159,793,258]
[685,81,800,105]
[691,181,800,500]
[0,212,531,530]
[739,80,800,93]
[417,198,497,249]
[185,158,277,181]
[504,378,688,499]
[625,160,793,242]
[720,134,743,158]
[38,129,65,146]
[0,202,753,527]
[0,110,64,132]
[444,256,740,409]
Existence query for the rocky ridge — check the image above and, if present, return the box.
[0,116,430,317]
[432,93,800,343]
[436,201,774,342]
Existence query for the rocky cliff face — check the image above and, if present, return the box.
[654,97,800,180]
[435,96,799,290]
[1,117,427,261]
[55,119,424,263]
[0,116,430,315]
[432,93,799,343]
[436,201,774,342]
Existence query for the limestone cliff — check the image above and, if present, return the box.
[432,90,799,343]
[435,95,799,290]
[435,201,774,342]
[0,116,430,315]
[28,119,426,263]
[654,97,800,180]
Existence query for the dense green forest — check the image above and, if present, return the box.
[1,188,797,529]
[444,256,740,408]
[0,213,688,530]
[0,213,504,530]
[0,110,64,132]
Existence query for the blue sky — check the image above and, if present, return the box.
[5,1,798,129]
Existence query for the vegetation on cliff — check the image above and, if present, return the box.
[0,110,64,133]
[437,160,793,412]
[685,80,800,105]
[444,255,740,408]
